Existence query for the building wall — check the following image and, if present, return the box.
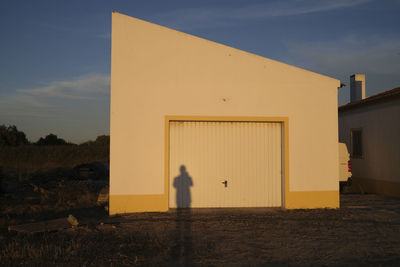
[110,12,341,214]
[339,99,400,197]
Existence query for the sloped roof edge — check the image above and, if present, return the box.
[339,86,400,111]
[113,12,340,85]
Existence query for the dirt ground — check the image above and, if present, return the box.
[1,193,400,266]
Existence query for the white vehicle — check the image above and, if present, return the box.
[339,142,352,191]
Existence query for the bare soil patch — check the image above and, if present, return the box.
[1,192,400,266]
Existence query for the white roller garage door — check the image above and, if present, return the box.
[169,121,282,208]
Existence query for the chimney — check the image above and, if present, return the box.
[350,74,365,102]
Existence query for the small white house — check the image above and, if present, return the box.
[339,74,400,197]
[110,12,341,214]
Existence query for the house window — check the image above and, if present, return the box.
[351,128,363,158]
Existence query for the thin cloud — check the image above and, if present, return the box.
[231,0,372,19]
[96,33,111,39]
[153,0,372,30]
[0,74,109,118]
[286,35,400,76]
[33,21,76,33]
[0,94,51,108]
[0,74,110,143]
[19,74,110,100]
[286,35,400,103]
[0,93,54,118]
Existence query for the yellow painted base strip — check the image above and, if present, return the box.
[352,177,400,198]
[286,191,339,209]
[109,194,168,215]
[109,191,339,214]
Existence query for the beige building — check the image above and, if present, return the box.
[110,12,342,214]
[339,74,400,197]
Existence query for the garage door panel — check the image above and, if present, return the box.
[169,121,282,208]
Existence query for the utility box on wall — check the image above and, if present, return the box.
[110,12,341,214]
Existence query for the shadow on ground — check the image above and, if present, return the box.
[1,193,400,266]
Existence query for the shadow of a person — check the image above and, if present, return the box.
[173,165,193,208]
[172,165,194,265]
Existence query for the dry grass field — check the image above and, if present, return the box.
[1,180,400,266]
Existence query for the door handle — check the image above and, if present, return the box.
[222,180,228,187]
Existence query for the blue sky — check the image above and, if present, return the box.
[1,0,399,143]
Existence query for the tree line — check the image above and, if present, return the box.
[0,125,109,174]
[0,124,109,147]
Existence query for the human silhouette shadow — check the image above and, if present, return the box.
[173,165,193,208]
[171,165,193,265]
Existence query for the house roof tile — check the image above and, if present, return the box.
[339,86,400,111]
